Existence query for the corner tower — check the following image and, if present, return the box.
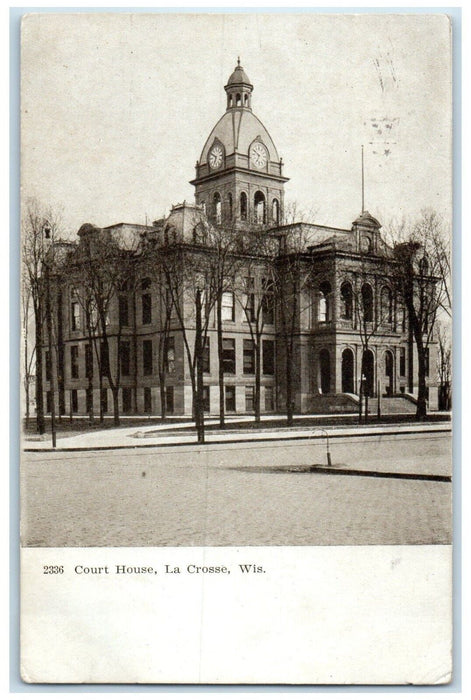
[190,60,289,227]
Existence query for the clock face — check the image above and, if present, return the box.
[251,143,268,169]
[209,144,223,170]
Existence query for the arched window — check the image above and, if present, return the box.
[318,281,332,322]
[236,93,241,107]
[360,235,372,253]
[340,282,353,320]
[227,193,233,222]
[419,256,429,275]
[228,95,233,108]
[254,191,266,224]
[213,192,222,224]
[272,199,280,224]
[361,283,374,322]
[240,192,248,221]
[341,348,354,393]
[381,286,393,323]
[319,349,331,394]
[244,94,249,106]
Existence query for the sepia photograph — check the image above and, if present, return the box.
[18,11,454,685]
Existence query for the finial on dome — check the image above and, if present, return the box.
[237,56,240,66]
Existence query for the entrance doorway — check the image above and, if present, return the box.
[319,349,331,394]
[361,349,374,397]
[341,348,354,393]
[384,351,394,396]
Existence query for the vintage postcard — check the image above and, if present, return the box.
[19,12,453,684]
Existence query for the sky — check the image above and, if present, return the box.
[21,12,452,236]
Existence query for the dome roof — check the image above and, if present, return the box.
[226,62,252,88]
[199,109,280,164]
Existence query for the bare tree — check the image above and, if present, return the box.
[390,210,451,419]
[21,198,63,433]
[271,225,315,425]
[156,240,218,442]
[68,224,140,426]
[437,322,452,411]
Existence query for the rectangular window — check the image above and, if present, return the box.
[265,386,274,412]
[400,347,406,377]
[166,386,174,414]
[120,340,131,377]
[225,385,236,412]
[100,342,109,376]
[222,338,236,374]
[166,337,175,374]
[143,339,153,376]
[202,337,210,374]
[202,386,210,413]
[221,291,234,321]
[243,339,255,374]
[424,348,430,377]
[119,296,129,327]
[144,387,152,414]
[71,301,80,331]
[71,389,78,414]
[85,344,93,379]
[245,386,254,412]
[262,278,275,325]
[71,345,79,379]
[45,350,51,382]
[142,293,152,325]
[86,387,93,413]
[262,339,275,375]
[122,387,132,413]
[100,388,108,413]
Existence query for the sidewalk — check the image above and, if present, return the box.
[23,414,451,452]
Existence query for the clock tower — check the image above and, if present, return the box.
[190,60,289,228]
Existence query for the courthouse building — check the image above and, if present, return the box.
[44,61,438,417]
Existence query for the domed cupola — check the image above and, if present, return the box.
[191,61,289,228]
[225,58,253,110]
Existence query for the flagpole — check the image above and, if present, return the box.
[361,144,364,213]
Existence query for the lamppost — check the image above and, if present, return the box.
[43,222,56,448]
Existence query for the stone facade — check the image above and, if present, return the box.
[42,62,438,417]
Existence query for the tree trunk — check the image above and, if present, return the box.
[195,290,205,443]
[112,386,120,427]
[98,372,104,423]
[254,340,261,423]
[132,293,138,414]
[285,342,293,426]
[34,301,45,434]
[416,347,428,420]
[159,371,167,420]
[358,382,363,424]
[217,295,225,428]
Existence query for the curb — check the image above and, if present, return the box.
[23,424,452,453]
